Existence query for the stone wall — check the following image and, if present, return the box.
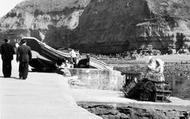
[69,68,125,91]
[79,102,190,119]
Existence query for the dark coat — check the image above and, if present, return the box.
[0,43,15,61]
[17,45,32,62]
[77,58,90,68]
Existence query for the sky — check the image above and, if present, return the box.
[0,0,24,17]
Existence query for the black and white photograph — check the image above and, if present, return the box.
[0,0,190,119]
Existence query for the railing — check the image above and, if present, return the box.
[90,57,113,70]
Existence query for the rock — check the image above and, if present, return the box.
[79,103,190,119]
[1,0,190,53]
[117,113,130,119]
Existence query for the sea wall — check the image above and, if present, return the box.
[78,102,190,119]
[69,68,125,91]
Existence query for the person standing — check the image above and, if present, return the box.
[16,40,32,79]
[77,54,90,68]
[0,39,15,78]
[15,40,20,53]
[70,49,77,66]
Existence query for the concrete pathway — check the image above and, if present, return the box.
[0,60,101,119]
[71,88,190,111]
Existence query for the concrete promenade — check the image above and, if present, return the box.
[0,59,190,119]
[0,60,101,119]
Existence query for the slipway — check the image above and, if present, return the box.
[21,37,112,71]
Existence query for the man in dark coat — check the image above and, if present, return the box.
[77,54,90,68]
[0,39,15,78]
[16,39,32,79]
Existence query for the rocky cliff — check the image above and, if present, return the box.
[0,0,190,53]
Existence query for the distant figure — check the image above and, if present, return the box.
[177,46,189,54]
[65,60,73,68]
[15,42,19,48]
[146,57,165,82]
[56,59,72,68]
[75,50,80,65]
[14,41,20,53]
[77,54,90,68]
[56,59,65,68]
[56,59,72,77]
[0,39,15,77]
[70,49,77,65]
[16,40,32,79]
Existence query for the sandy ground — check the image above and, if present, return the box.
[0,56,190,119]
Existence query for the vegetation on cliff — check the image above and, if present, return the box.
[0,0,190,53]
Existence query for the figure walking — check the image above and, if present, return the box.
[0,39,15,78]
[16,39,32,79]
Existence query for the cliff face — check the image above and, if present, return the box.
[73,0,151,53]
[0,0,90,47]
[0,0,190,53]
[74,0,190,53]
